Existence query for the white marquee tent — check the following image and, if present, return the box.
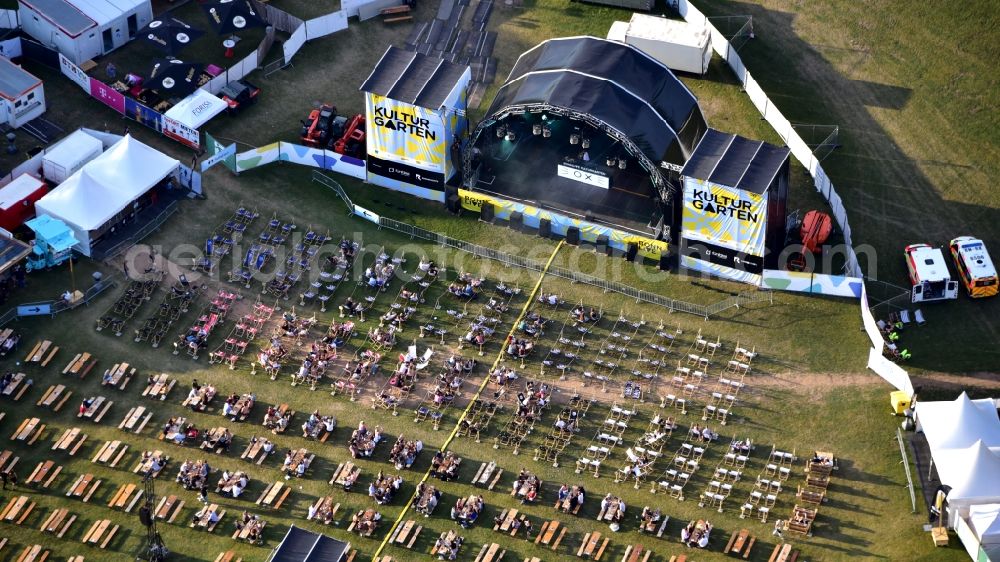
[35,134,179,256]
[932,441,1000,509]
[916,392,1000,452]
[970,504,1000,546]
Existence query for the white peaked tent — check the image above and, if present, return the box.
[916,392,1000,451]
[970,504,1000,546]
[934,441,1000,510]
[34,134,179,256]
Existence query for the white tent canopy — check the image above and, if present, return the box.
[970,504,1000,545]
[35,134,179,256]
[934,440,1000,509]
[42,129,104,184]
[164,88,227,130]
[916,392,1000,451]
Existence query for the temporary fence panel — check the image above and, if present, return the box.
[866,347,914,396]
[0,150,45,188]
[261,4,304,34]
[0,9,17,29]
[256,25,275,63]
[786,132,814,170]
[206,73,228,95]
[305,11,348,40]
[744,76,769,116]
[235,142,281,172]
[283,23,307,63]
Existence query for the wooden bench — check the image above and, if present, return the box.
[102,363,136,390]
[155,494,186,523]
[381,4,412,22]
[36,384,72,411]
[142,373,175,399]
[621,544,652,562]
[535,520,567,550]
[26,459,62,488]
[10,417,46,444]
[118,406,154,434]
[190,503,225,532]
[472,461,504,490]
[768,543,799,562]
[93,440,129,467]
[52,427,88,456]
[214,552,242,562]
[39,507,76,537]
[1,372,32,401]
[62,352,97,378]
[668,557,688,562]
[578,531,610,560]
[389,519,423,549]
[65,473,102,502]
[25,340,59,366]
[0,495,36,525]
[77,396,114,423]
[723,528,756,558]
[256,481,292,509]
[474,543,506,562]
[329,461,360,486]
[82,518,120,549]
[108,482,145,512]
[15,545,50,562]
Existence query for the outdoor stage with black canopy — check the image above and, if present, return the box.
[464,36,707,237]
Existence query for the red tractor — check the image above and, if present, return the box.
[332,114,366,158]
[300,104,366,157]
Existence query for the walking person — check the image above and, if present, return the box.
[0,471,8,490]
[198,483,209,504]
[7,470,17,489]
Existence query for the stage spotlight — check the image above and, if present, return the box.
[542,114,548,121]
[570,133,580,145]
[542,126,551,138]
[532,123,542,136]
[506,130,516,142]
[581,137,590,149]
[606,156,616,167]
[618,158,627,170]
[496,126,505,139]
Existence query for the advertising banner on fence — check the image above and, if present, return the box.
[760,270,863,298]
[681,177,768,284]
[89,77,126,114]
[59,53,90,92]
[277,142,367,180]
[365,93,447,177]
[201,142,236,172]
[124,98,163,132]
[162,116,200,150]
[236,142,280,172]
[354,205,380,224]
[204,132,237,172]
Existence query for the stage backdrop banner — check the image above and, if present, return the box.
[162,116,200,149]
[124,98,163,132]
[760,270,863,298]
[89,77,125,114]
[680,177,768,284]
[60,54,90,92]
[365,93,447,178]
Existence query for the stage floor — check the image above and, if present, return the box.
[473,135,661,235]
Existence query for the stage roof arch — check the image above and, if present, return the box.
[489,36,708,166]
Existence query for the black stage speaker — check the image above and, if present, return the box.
[626,243,639,262]
[139,506,153,527]
[446,194,461,214]
[595,234,609,254]
[539,218,552,239]
[479,203,495,223]
[510,211,523,231]
[659,253,670,271]
[566,226,580,245]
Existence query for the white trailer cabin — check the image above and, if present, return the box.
[42,129,104,184]
[610,14,712,75]
[0,56,45,128]
[18,0,152,65]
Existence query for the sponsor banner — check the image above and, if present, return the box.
[59,54,90,92]
[760,269,863,298]
[162,116,200,149]
[367,173,445,203]
[89,77,125,114]
[236,142,280,172]
[367,154,444,190]
[681,254,761,285]
[365,93,446,173]
[354,205,380,224]
[681,177,767,257]
[201,142,236,172]
[681,237,763,274]
[867,346,914,395]
[124,98,163,132]
[557,162,610,189]
[456,188,668,260]
[205,132,237,173]
[273,142,367,179]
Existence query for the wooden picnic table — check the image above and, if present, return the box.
[390,519,422,549]
[0,449,20,474]
[65,473,102,502]
[0,495,36,525]
[142,373,175,400]
[472,461,504,490]
[232,517,266,541]
[102,363,135,390]
[329,461,360,486]
[154,494,186,523]
[307,496,340,524]
[118,406,153,434]
[15,544,50,562]
[26,459,62,488]
[214,552,243,562]
[39,507,76,537]
[52,427,88,456]
[82,518,120,549]
[108,482,145,512]
[577,531,610,560]
[62,352,97,378]
[431,530,461,557]
[11,417,45,444]
[493,508,522,534]
[621,544,652,562]
[93,440,129,468]
[535,520,567,550]
[77,396,114,423]
[36,384,72,411]
[768,543,799,562]
[200,427,228,452]
[474,543,506,562]
[1,372,32,401]
[190,503,225,532]
[241,437,272,465]
[257,481,292,509]
[133,451,167,477]
[24,340,59,366]
[724,528,756,558]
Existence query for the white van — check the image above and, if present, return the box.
[904,244,959,303]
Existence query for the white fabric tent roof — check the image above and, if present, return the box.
[164,88,227,130]
[916,392,1000,451]
[42,129,103,171]
[35,134,179,231]
[970,504,1000,545]
[935,441,1000,507]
